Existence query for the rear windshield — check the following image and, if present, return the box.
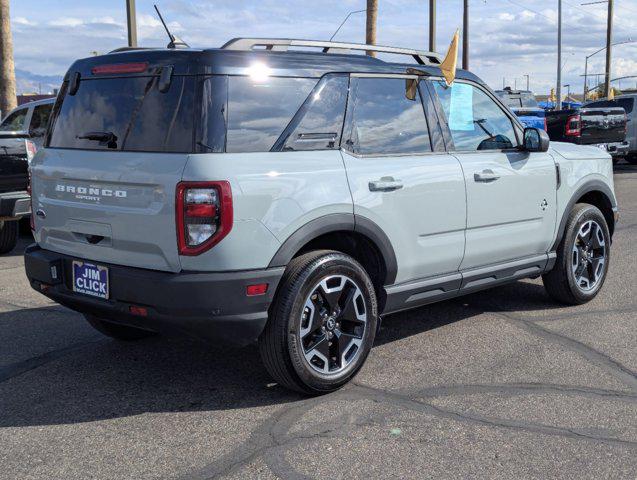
[496,92,538,109]
[586,98,634,114]
[47,76,195,152]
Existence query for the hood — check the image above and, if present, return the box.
[549,141,611,161]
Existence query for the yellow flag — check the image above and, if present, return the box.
[549,88,556,103]
[608,87,615,100]
[440,29,460,86]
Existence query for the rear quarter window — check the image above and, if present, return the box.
[225,76,317,153]
[47,75,195,153]
[0,108,28,132]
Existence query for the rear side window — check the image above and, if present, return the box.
[226,76,316,153]
[345,77,432,155]
[0,108,28,131]
[29,104,53,138]
[433,81,518,151]
[47,76,195,152]
[617,98,634,114]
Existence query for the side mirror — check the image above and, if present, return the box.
[523,127,550,153]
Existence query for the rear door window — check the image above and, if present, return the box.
[226,76,316,153]
[433,81,518,151]
[273,74,349,152]
[344,77,432,156]
[0,107,28,132]
[47,76,195,152]
[29,103,53,138]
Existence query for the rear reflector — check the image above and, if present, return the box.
[129,305,148,317]
[91,62,149,75]
[247,283,268,296]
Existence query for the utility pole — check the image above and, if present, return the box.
[0,0,17,116]
[365,0,378,56]
[524,74,530,91]
[556,0,563,110]
[126,0,138,48]
[462,0,469,69]
[604,0,614,97]
[429,0,436,52]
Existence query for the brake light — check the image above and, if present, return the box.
[91,62,148,75]
[565,114,581,137]
[25,139,37,163]
[176,181,232,256]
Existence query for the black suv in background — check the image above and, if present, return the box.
[0,98,54,253]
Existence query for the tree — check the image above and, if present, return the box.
[366,0,378,57]
[0,0,17,117]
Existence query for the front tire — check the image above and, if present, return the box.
[84,314,156,341]
[543,204,610,305]
[259,250,378,395]
[0,220,19,254]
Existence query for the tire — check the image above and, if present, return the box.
[259,250,378,395]
[0,220,19,254]
[84,314,156,341]
[543,204,611,305]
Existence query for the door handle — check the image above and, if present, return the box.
[369,177,404,192]
[474,169,500,183]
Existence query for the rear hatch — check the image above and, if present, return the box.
[31,51,198,272]
[579,106,626,145]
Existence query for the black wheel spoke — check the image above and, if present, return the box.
[338,284,359,321]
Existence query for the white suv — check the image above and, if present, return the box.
[25,39,618,394]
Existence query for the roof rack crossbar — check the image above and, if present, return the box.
[221,38,442,65]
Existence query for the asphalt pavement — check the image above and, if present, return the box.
[0,164,636,479]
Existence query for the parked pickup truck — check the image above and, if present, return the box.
[584,95,637,165]
[0,98,54,253]
[495,88,546,130]
[546,105,629,161]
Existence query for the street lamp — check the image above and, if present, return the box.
[584,38,635,99]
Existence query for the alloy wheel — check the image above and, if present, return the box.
[571,220,607,292]
[299,275,368,375]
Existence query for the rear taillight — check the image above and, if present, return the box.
[565,114,581,137]
[544,117,548,132]
[25,139,37,163]
[176,181,232,256]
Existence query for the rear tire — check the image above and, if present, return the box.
[84,314,156,341]
[543,204,610,305]
[259,250,378,395]
[0,220,19,254]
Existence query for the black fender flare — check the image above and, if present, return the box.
[552,180,617,251]
[267,213,398,285]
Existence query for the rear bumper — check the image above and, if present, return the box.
[24,245,284,346]
[0,191,30,220]
[595,141,630,157]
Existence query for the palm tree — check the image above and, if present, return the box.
[0,0,17,117]
[365,0,378,57]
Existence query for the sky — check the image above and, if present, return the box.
[8,0,637,96]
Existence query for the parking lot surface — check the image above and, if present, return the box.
[0,164,636,480]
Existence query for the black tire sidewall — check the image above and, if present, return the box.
[561,205,611,302]
[284,254,378,393]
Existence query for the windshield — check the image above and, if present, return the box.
[47,75,195,152]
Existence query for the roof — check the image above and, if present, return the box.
[65,44,484,85]
[16,96,56,107]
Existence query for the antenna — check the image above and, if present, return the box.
[153,4,189,49]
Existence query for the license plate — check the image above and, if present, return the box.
[72,261,109,299]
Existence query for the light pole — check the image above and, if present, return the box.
[329,9,366,41]
[604,0,614,97]
[583,39,634,99]
[462,0,469,69]
[564,84,571,103]
[524,74,530,91]
[556,0,563,110]
[429,0,436,52]
[126,0,137,47]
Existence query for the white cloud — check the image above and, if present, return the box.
[49,17,85,27]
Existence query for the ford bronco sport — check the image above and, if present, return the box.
[24,39,618,394]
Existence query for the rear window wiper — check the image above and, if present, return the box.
[77,131,118,149]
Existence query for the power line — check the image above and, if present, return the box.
[501,0,596,34]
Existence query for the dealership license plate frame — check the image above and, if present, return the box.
[72,260,110,300]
